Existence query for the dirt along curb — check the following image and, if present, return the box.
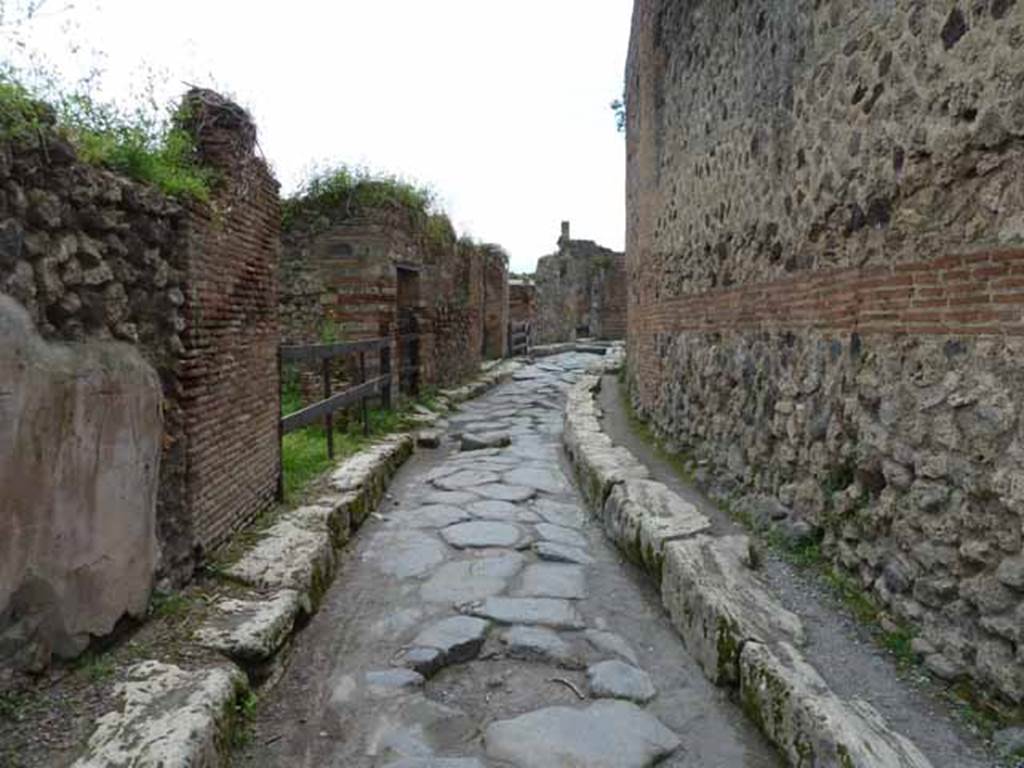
[563,366,935,768]
[70,360,525,768]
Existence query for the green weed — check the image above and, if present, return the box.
[149,590,191,620]
[75,651,115,683]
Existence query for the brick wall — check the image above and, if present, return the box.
[179,91,281,553]
[482,247,509,359]
[626,0,1024,705]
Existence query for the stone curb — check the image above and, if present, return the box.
[71,361,524,767]
[562,374,934,768]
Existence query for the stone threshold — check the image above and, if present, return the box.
[70,360,525,768]
[563,361,934,768]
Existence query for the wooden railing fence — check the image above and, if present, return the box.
[509,321,531,357]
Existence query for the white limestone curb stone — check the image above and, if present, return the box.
[740,641,933,767]
[562,373,935,768]
[194,589,303,663]
[73,660,247,768]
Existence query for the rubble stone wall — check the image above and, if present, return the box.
[482,248,509,359]
[625,0,1024,704]
[534,224,627,343]
[0,91,280,626]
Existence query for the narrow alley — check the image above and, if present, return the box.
[233,352,779,767]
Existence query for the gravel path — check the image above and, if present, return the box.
[598,373,999,768]
[231,353,779,767]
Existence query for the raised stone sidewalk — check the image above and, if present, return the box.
[563,365,934,768]
[71,360,524,768]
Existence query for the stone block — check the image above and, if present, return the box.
[739,642,933,768]
[660,535,804,685]
[73,660,247,768]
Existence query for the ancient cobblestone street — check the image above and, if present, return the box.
[233,353,779,767]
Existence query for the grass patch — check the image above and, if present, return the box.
[148,590,192,621]
[0,73,214,200]
[617,376,697,484]
[74,651,115,683]
[230,690,259,748]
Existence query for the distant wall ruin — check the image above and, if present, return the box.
[0,89,280,670]
[534,222,626,343]
[279,208,509,394]
[626,0,1024,704]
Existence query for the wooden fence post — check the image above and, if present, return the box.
[323,357,334,459]
[359,351,369,436]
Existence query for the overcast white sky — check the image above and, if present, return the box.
[15,0,632,273]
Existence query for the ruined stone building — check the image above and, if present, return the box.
[626,1,1024,704]
[509,275,537,330]
[0,90,281,670]
[533,221,627,343]
[279,201,509,394]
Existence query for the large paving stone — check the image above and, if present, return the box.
[587,660,657,703]
[484,700,680,768]
[366,669,425,699]
[517,564,586,599]
[501,626,580,668]
[466,499,520,519]
[534,541,593,565]
[473,483,536,503]
[72,661,247,768]
[194,589,302,663]
[366,695,475,759]
[407,505,472,529]
[413,616,491,665]
[420,553,525,603]
[740,641,933,768]
[372,531,448,580]
[423,490,478,507]
[535,523,587,549]
[661,535,805,685]
[432,469,502,491]
[502,466,568,495]
[440,521,526,549]
[461,432,511,451]
[467,597,584,629]
[533,499,586,527]
[584,630,639,665]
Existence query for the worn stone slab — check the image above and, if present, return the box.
[407,504,472,529]
[432,469,502,490]
[517,563,586,599]
[465,499,519,519]
[574,438,650,509]
[502,466,568,495]
[461,432,511,451]
[587,660,656,703]
[500,626,580,667]
[660,535,804,685]
[534,541,593,565]
[740,641,933,768]
[372,530,448,580]
[72,661,246,768]
[423,490,478,507]
[396,646,444,677]
[194,589,302,663]
[532,499,586,527]
[485,700,680,768]
[366,669,425,698]
[413,616,491,665]
[440,521,526,549]
[535,523,588,549]
[416,429,442,449]
[467,597,584,629]
[603,479,711,579]
[473,483,537,503]
[226,513,335,611]
[420,553,525,604]
[584,630,639,665]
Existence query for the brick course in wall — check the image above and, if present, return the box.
[627,0,1024,705]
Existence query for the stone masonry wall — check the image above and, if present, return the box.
[534,222,627,343]
[0,89,280,599]
[626,0,1024,704]
[278,211,499,395]
[482,247,509,359]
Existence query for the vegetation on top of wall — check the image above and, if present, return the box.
[282,164,440,232]
[0,71,215,200]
